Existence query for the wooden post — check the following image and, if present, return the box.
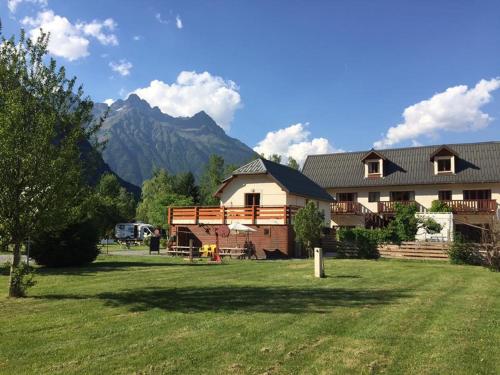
[195,207,199,224]
[189,239,193,263]
[252,205,257,225]
[222,206,226,224]
[284,205,288,224]
[167,207,171,225]
[314,247,325,278]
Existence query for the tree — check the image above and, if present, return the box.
[0,28,101,297]
[173,172,200,204]
[293,202,325,257]
[136,170,193,228]
[89,174,136,237]
[387,203,419,243]
[287,157,299,170]
[199,155,225,205]
[269,154,282,163]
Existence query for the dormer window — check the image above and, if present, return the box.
[430,145,458,175]
[437,158,451,173]
[361,150,386,178]
[367,161,380,174]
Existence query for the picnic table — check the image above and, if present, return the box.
[166,245,200,256]
[218,247,248,259]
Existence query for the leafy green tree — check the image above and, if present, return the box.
[199,155,225,205]
[136,170,193,228]
[287,157,299,170]
[430,200,453,213]
[173,172,200,204]
[88,174,136,237]
[293,202,325,257]
[269,154,282,163]
[0,28,101,297]
[387,203,419,243]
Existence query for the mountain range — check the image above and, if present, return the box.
[93,94,256,187]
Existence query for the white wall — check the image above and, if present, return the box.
[328,183,500,214]
[330,182,500,228]
[219,174,287,206]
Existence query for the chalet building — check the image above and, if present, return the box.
[168,158,334,258]
[301,141,500,240]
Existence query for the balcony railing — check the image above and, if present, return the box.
[332,201,363,215]
[167,205,301,225]
[378,200,419,214]
[440,199,497,214]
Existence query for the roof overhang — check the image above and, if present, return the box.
[430,145,459,161]
[361,149,386,162]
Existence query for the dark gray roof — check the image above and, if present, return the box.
[229,158,334,202]
[302,141,500,188]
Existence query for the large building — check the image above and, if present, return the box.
[168,158,333,258]
[168,141,500,256]
[302,141,500,240]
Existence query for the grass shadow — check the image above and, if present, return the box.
[36,286,411,313]
[34,260,218,276]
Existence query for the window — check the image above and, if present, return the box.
[245,193,261,206]
[438,190,452,201]
[437,158,452,173]
[336,192,357,202]
[463,190,491,200]
[390,191,413,201]
[368,192,380,202]
[367,161,380,174]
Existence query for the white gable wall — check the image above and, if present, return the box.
[219,174,287,206]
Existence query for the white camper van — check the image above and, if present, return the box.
[114,222,154,245]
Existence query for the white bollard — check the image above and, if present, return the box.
[314,247,325,278]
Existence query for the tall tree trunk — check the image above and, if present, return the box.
[8,240,22,297]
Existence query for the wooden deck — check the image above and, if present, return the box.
[167,205,300,225]
[440,199,497,214]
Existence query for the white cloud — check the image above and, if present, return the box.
[155,13,168,24]
[132,71,242,131]
[8,0,47,13]
[374,78,500,149]
[21,10,118,61]
[253,123,341,166]
[22,10,89,60]
[76,18,118,46]
[176,15,183,29]
[133,35,142,41]
[103,98,114,106]
[109,59,133,76]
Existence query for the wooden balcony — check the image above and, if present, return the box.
[331,201,363,215]
[440,199,497,214]
[167,205,301,226]
[378,200,419,214]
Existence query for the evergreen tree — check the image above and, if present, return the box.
[199,155,225,205]
[173,172,200,204]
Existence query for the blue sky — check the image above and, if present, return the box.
[2,0,500,163]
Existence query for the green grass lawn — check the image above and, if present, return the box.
[0,256,499,374]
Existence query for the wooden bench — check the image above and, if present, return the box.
[219,247,248,259]
[167,246,200,256]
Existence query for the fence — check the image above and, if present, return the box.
[327,241,492,261]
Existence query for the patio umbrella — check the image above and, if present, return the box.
[228,222,256,247]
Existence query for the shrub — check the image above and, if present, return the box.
[337,228,381,259]
[448,234,482,265]
[31,220,100,267]
[5,262,36,297]
[293,202,324,257]
[421,218,442,234]
[430,200,453,213]
[484,245,500,272]
[387,203,419,243]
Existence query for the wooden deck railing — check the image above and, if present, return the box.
[440,199,497,214]
[331,201,363,215]
[167,205,301,225]
[378,200,418,214]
